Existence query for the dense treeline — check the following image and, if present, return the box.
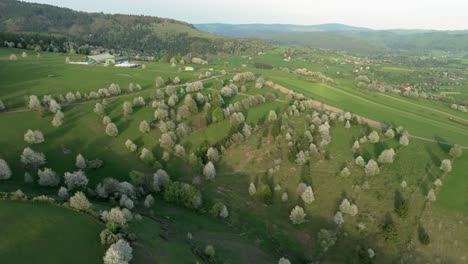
[0,0,268,56]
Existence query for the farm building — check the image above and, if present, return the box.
[87,54,129,65]
[87,53,114,64]
[401,84,412,92]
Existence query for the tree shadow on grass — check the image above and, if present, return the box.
[424,145,441,168]
[434,135,451,153]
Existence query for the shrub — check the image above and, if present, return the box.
[317,229,337,253]
[418,225,430,245]
[204,245,215,258]
[163,181,202,209]
[258,184,273,204]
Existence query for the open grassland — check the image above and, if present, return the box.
[133,200,274,263]
[202,117,467,263]
[0,201,104,264]
[0,48,203,109]
[0,47,467,263]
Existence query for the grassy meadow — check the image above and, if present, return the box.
[0,46,467,263]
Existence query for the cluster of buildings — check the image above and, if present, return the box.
[86,53,139,68]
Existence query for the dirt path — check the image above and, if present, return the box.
[378,93,468,124]
[271,83,468,148]
[271,83,385,128]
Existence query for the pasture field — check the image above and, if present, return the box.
[0,200,104,264]
[0,47,467,263]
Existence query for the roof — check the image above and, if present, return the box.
[88,53,114,61]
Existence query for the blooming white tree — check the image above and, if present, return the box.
[349,204,358,216]
[301,186,315,204]
[174,144,186,158]
[106,123,119,137]
[37,168,59,187]
[368,131,380,143]
[119,194,135,209]
[155,76,165,88]
[207,147,220,162]
[399,134,409,146]
[345,120,351,129]
[58,186,69,200]
[400,180,407,188]
[340,167,351,177]
[0,99,5,111]
[125,139,137,152]
[0,159,12,180]
[289,206,306,225]
[140,148,154,164]
[295,151,309,165]
[123,101,133,116]
[75,154,87,170]
[333,211,344,225]
[339,199,351,214]
[351,140,360,152]
[364,159,380,176]
[64,170,88,189]
[248,182,256,196]
[52,110,64,127]
[378,149,395,164]
[144,194,154,208]
[28,95,41,109]
[355,156,365,167]
[159,132,175,149]
[65,92,76,103]
[69,191,92,211]
[139,120,150,133]
[434,179,443,187]
[278,257,291,264]
[385,128,395,138]
[203,161,216,179]
[48,99,61,113]
[102,116,112,126]
[24,129,44,144]
[94,103,105,116]
[426,189,436,202]
[440,159,452,173]
[268,110,278,121]
[21,147,46,167]
[132,97,145,107]
[153,169,170,192]
[281,192,289,202]
[101,207,127,227]
[103,239,133,264]
[219,205,229,218]
[449,144,462,159]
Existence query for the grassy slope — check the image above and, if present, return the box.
[211,49,468,214]
[0,46,466,263]
[0,48,197,108]
[0,201,104,263]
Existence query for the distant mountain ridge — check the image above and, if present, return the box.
[195,23,370,37]
[196,23,468,55]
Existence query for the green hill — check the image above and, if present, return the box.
[196,23,468,55]
[0,0,268,55]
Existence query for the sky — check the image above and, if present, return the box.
[23,0,468,30]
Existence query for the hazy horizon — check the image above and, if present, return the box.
[22,0,468,31]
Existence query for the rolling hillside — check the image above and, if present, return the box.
[196,23,468,55]
[0,0,269,55]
